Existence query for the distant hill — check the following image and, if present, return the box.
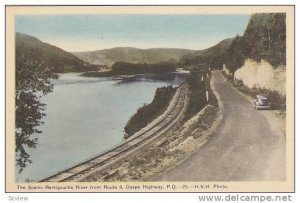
[72,47,194,67]
[16,32,99,73]
[180,38,234,69]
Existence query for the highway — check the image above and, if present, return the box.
[158,70,286,181]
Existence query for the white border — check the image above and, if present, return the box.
[1,0,298,203]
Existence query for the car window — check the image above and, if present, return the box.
[260,98,269,105]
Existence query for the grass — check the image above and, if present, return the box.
[182,70,209,121]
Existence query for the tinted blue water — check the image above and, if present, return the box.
[16,73,182,182]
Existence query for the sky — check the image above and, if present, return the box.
[15,14,251,52]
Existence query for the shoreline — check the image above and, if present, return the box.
[79,69,188,79]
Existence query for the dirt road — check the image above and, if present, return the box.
[158,70,286,181]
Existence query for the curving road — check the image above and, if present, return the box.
[158,70,286,181]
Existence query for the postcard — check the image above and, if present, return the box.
[5,5,295,192]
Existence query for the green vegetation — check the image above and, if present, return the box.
[183,70,209,121]
[80,71,113,77]
[15,52,58,173]
[180,38,233,69]
[124,86,176,138]
[73,47,194,67]
[16,32,99,73]
[123,70,213,139]
[81,61,176,77]
[112,62,176,75]
[224,13,286,73]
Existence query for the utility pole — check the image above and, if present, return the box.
[139,110,142,129]
[206,62,212,102]
[157,88,165,109]
[206,74,209,102]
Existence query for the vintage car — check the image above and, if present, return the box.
[253,94,272,110]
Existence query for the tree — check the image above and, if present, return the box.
[15,58,58,173]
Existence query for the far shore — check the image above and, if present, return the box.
[79,68,190,79]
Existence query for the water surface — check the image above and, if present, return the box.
[16,73,182,182]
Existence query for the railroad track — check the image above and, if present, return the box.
[40,84,186,182]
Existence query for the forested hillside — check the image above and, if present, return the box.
[73,47,193,67]
[180,13,286,73]
[81,61,176,77]
[180,38,234,69]
[224,13,286,73]
[16,32,99,73]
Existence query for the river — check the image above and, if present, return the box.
[16,73,184,182]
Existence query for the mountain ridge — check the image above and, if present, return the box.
[16,32,243,73]
[179,38,234,68]
[16,32,99,73]
[72,47,195,67]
